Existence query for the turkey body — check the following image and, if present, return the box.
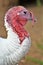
[0,28,31,65]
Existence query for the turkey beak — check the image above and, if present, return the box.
[29,12,37,26]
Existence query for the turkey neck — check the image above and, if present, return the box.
[5,19,29,43]
[7,28,19,42]
[12,21,29,42]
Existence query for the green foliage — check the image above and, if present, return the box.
[37,0,41,6]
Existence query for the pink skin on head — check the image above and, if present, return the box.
[5,6,36,43]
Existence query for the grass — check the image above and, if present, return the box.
[25,56,43,65]
[37,43,43,50]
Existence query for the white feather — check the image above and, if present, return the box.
[0,18,31,65]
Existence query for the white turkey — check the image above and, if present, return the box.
[0,6,36,65]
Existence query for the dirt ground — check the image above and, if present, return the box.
[0,5,43,65]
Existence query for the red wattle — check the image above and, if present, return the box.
[12,20,29,43]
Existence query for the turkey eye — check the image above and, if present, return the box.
[24,11,26,14]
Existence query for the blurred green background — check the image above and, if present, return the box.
[0,0,43,65]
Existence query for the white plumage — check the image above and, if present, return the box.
[0,23,31,65]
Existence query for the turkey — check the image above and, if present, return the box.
[0,6,36,65]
